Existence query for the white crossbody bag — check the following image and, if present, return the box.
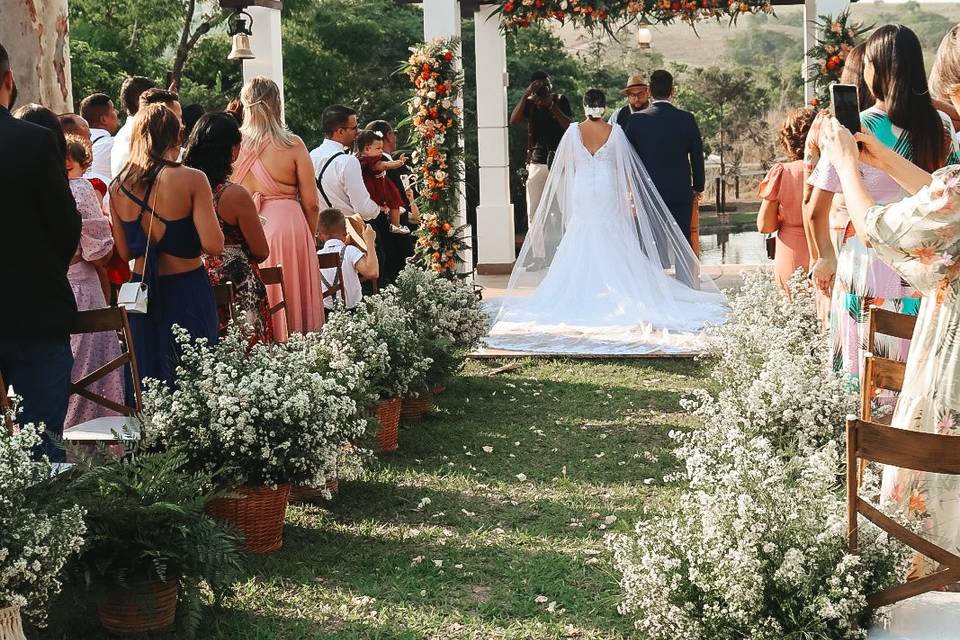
[116,172,160,314]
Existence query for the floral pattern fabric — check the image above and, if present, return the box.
[204,182,274,344]
[869,164,960,577]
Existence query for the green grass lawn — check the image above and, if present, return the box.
[39,358,708,640]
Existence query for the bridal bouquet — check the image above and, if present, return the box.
[142,328,367,489]
[0,423,85,623]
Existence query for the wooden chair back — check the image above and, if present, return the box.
[847,417,960,608]
[212,281,236,331]
[258,265,287,319]
[70,307,142,417]
[867,306,918,352]
[861,306,915,424]
[317,250,346,305]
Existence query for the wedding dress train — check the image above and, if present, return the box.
[486,123,727,355]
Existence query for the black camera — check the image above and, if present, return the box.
[534,83,551,99]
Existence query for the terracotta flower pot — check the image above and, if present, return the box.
[0,606,25,640]
[206,484,290,553]
[376,397,402,452]
[400,389,435,423]
[96,579,178,635]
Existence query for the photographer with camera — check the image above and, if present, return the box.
[510,70,573,265]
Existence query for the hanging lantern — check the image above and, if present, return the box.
[227,9,255,60]
[637,18,653,49]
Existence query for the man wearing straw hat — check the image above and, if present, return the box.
[612,74,650,128]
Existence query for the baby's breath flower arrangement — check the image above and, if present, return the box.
[381,265,487,389]
[142,327,367,489]
[611,271,905,639]
[0,423,85,624]
[319,294,432,403]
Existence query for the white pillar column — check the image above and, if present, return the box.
[804,0,851,103]
[474,5,515,273]
[242,6,284,108]
[423,0,473,271]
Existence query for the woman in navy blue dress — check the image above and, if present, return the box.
[109,103,224,386]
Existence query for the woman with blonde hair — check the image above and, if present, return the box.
[232,76,322,339]
[110,103,224,386]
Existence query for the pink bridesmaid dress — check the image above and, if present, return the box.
[232,141,323,340]
[758,160,810,292]
[66,178,124,427]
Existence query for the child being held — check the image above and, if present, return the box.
[317,208,379,313]
[356,129,410,235]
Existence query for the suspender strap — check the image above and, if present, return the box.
[316,151,347,208]
[319,245,348,291]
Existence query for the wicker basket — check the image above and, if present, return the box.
[400,389,434,423]
[432,384,446,396]
[96,579,178,635]
[0,606,25,640]
[376,397,402,452]
[206,484,290,553]
[289,477,340,503]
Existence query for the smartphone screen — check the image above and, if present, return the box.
[831,84,861,134]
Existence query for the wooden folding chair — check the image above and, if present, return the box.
[847,417,960,608]
[258,265,287,321]
[317,250,346,306]
[62,307,142,443]
[861,306,916,424]
[212,281,236,332]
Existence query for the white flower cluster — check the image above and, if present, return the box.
[380,265,487,385]
[142,327,368,488]
[319,293,433,400]
[612,271,905,639]
[0,424,85,622]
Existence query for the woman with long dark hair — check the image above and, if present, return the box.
[109,103,224,386]
[184,112,272,342]
[807,24,959,400]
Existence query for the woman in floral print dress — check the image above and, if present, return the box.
[821,23,960,576]
[808,27,960,408]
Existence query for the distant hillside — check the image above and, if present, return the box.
[557,2,960,69]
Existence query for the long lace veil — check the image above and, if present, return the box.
[492,122,725,329]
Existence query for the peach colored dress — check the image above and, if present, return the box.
[759,160,809,291]
[233,141,323,340]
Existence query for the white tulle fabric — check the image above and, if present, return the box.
[486,122,727,355]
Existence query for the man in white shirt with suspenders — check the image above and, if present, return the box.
[310,104,384,285]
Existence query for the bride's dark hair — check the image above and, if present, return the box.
[583,88,606,119]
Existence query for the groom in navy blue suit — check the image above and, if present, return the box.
[623,70,705,246]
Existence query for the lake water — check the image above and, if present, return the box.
[698,229,772,266]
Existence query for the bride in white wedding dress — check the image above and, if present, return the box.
[486,89,727,355]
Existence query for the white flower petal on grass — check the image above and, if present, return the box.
[432,559,443,568]
[482,446,494,453]
[535,595,549,604]
[515,473,527,481]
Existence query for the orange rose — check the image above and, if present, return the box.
[503,1,515,12]
[432,252,441,260]
[442,222,452,231]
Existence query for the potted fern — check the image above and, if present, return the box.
[142,327,368,552]
[0,422,85,639]
[319,293,432,451]
[382,266,487,421]
[67,447,240,637]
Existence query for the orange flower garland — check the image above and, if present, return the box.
[496,0,772,31]
[405,37,469,277]
[805,11,870,109]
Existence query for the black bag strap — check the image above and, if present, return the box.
[316,151,347,208]
[319,245,348,290]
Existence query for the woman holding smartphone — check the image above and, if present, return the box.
[806,25,959,404]
[818,23,960,579]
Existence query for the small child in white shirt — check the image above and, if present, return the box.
[317,208,378,313]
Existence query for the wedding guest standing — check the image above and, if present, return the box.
[612,74,650,127]
[62,134,124,427]
[757,108,816,292]
[808,25,959,397]
[233,76,321,339]
[79,93,120,182]
[110,104,224,386]
[0,46,81,462]
[184,112,273,343]
[110,75,156,178]
[820,22,960,569]
[509,71,572,266]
